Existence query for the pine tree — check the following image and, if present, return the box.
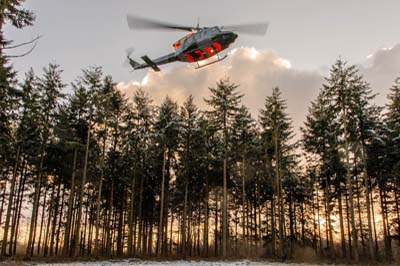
[70,67,103,257]
[205,78,242,257]
[0,0,35,176]
[154,96,180,256]
[302,91,343,258]
[92,75,114,257]
[25,63,65,258]
[2,69,41,256]
[178,95,199,257]
[324,60,382,261]
[385,77,400,177]
[0,5,35,239]
[230,105,256,255]
[259,87,295,261]
[131,88,155,256]
[380,77,400,259]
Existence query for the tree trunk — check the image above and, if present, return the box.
[137,175,144,255]
[257,177,261,256]
[49,183,62,256]
[88,200,94,256]
[127,166,136,256]
[324,176,334,259]
[55,187,66,256]
[355,177,365,255]
[116,190,125,257]
[2,145,20,256]
[343,107,359,262]
[10,158,26,255]
[222,112,228,258]
[63,147,78,256]
[311,185,317,254]
[379,187,392,260]
[271,197,276,257]
[26,113,50,259]
[315,185,322,255]
[163,153,171,256]
[43,184,56,256]
[203,177,209,257]
[72,120,91,257]
[222,156,227,258]
[182,171,188,258]
[370,190,379,257]
[359,142,374,260]
[148,219,153,255]
[94,132,106,257]
[169,213,174,255]
[157,147,167,257]
[338,190,346,258]
[274,127,285,261]
[12,159,28,255]
[214,189,219,257]
[345,188,352,257]
[37,186,49,256]
[241,158,247,256]
[106,180,114,256]
[0,169,9,235]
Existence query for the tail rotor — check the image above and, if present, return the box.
[122,47,135,68]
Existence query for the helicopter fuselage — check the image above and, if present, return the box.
[173,27,238,62]
[127,27,238,71]
[126,15,267,71]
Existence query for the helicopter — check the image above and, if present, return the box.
[125,15,268,71]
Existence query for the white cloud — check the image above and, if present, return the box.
[117,47,323,136]
[359,43,400,105]
[117,45,400,137]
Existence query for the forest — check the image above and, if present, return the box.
[1,1,400,264]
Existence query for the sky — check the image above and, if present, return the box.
[4,0,400,134]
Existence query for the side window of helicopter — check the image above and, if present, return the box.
[209,27,218,34]
[199,29,206,38]
[187,42,199,51]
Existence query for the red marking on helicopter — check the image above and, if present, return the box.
[203,46,212,56]
[173,40,181,49]
[212,42,222,52]
[194,50,205,60]
[183,53,194,62]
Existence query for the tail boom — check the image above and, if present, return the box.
[127,52,178,72]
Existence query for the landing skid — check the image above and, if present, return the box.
[195,54,227,69]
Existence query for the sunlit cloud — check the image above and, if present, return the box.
[359,43,400,106]
[117,47,323,136]
[274,58,291,69]
[117,45,400,137]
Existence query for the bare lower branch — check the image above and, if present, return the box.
[3,35,42,50]
[5,39,39,58]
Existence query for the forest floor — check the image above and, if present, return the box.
[0,257,397,266]
[0,259,382,266]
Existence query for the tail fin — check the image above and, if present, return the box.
[127,56,141,69]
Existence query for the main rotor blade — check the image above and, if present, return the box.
[127,15,194,32]
[222,22,269,36]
